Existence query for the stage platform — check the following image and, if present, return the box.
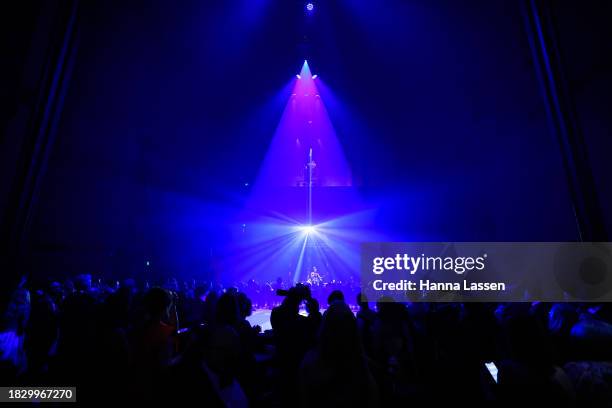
[246,306,358,331]
[246,309,275,331]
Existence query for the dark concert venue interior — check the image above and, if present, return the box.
[1,0,612,405]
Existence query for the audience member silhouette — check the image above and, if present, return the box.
[300,301,379,407]
[1,275,611,406]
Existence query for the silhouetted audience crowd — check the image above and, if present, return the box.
[2,274,612,406]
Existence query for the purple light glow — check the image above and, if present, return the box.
[253,60,352,189]
[224,61,388,283]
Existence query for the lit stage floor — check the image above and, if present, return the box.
[246,306,356,331]
[246,309,275,331]
[246,308,310,331]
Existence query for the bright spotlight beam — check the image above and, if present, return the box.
[300,225,317,235]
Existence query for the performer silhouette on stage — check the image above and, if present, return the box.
[307,266,323,286]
